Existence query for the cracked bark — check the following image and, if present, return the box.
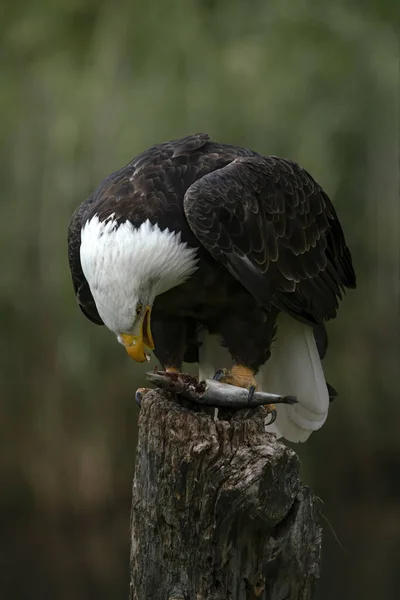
[130,389,322,600]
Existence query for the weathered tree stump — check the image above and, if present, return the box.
[130,389,322,600]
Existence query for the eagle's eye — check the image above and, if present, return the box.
[136,304,143,317]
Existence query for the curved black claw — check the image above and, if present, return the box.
[213,369,227,382]
[247,385,256,404]
[265,407,277,426]
[135,389,142,408]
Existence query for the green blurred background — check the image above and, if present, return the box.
[1,1,399,598]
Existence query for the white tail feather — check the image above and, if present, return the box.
[258,313,329,442]
[198,314,329,443]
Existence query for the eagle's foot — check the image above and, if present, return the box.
[213,365,258,404]
[264,403,277,426]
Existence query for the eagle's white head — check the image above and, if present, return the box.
[80,215,198,361]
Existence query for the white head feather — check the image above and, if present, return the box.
[80,215,198,334]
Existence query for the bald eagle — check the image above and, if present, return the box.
[68,133,356,442]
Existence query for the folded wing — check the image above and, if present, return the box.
[184,155,356,324]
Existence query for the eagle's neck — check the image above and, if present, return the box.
[80,216,198,332]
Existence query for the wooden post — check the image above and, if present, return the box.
[130,389,322,600]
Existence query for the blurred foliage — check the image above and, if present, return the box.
[1,0,399,598]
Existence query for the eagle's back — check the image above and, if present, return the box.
[81,133,255,232]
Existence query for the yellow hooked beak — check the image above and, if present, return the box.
[120,306,154,363]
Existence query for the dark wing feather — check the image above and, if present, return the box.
[81,134,215,234]
[67,195,104,326]
[184,156,356,325]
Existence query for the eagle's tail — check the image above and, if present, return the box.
[258,314,329,443]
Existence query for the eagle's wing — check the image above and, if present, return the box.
[68,196,104,326]
[184,155,356,324]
